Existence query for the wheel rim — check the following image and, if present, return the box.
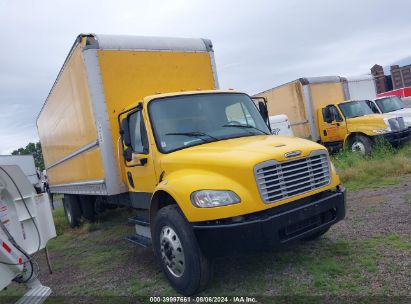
[66,205,72,223]
[351,141,366,154]
[160,226,185,278]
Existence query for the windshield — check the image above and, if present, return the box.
[375,97,404,113]
[149,93,270,153]
[338,100,374,119]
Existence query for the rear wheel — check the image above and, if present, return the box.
[80,195,97,222]
[63,195,82,228]
[153,205,213,296]
[350,135,372,155]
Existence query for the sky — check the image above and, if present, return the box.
[1,0,411,154]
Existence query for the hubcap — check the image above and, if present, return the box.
[160,226,185,278]
[351,141,366,154]
[66,205,72,223]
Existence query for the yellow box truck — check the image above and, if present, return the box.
[37,34,346,295]
[255,77,411,154]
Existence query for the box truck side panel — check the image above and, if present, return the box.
[258,82,311,138]
[46,147,104,186]
[346,76,377,100]
[37,45,105,187]
[97,50,216,182]
[309,82,345,112]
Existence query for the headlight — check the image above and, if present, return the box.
[373,129,391,134]
[190,190,240,208]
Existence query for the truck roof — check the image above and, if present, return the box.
[254,76,345,96]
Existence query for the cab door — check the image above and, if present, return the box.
[318,105,347,143]
[120,106,158,208]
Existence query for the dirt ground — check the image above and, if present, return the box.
[3,176,411,302]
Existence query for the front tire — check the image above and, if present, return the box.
[63,195,82,228]
[350,135,372,155]
[153,205,213,296]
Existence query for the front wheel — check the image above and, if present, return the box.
[350,135,372,155]
[153,205,213,296]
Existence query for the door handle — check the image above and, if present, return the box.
[323,130,327,136]
[127,172,135,188]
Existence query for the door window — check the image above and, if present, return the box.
[128,110,148,154]
[323,105,343,122]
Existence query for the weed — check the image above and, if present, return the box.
[332,143,411,190]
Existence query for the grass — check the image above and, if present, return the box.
[2,142,411,299]
[2,205,410,299]
[331,142,411,190]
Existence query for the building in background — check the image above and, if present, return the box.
[371,61,411,93]
[390,64,411,89]
[371,64,392,94]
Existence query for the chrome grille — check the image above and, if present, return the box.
[255,151,330,203]
[388,117,406,131]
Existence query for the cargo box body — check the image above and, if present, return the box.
[255,77,348,141]
[37,34,218,195]
[344,75,377,100]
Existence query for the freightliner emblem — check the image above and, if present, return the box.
[284,150,302,158]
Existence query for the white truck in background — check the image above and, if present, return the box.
[0,165,56,303]
[269,114,293,136]
[366,96,411,128]
[0,156,43,193]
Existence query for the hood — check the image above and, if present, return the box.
[382,108,411,127]
[346,114,387,131]
[159,135,327,172]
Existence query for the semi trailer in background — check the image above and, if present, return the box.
[37,34,346,295]
[344,75,376,100]
[255,76,411,153]
[0,165,56,303]
[377,86,411,99]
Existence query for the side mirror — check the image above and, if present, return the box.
[120,117,132,147]
[123,146,133,162]
[258,101,269,124]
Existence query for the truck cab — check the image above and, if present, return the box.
[118,90,346,294]
[318,99,411,154]
[366,96,411,128]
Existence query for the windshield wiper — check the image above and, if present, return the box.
[165,132,219,142]
[222,124,269,135]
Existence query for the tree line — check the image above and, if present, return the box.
[11,142,45,171]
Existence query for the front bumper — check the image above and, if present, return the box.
[192,187,346,257]
[381,127,411,145]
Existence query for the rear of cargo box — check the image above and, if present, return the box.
[255,81,312,139]
[37,34,218,196]
[255,77,347,141]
